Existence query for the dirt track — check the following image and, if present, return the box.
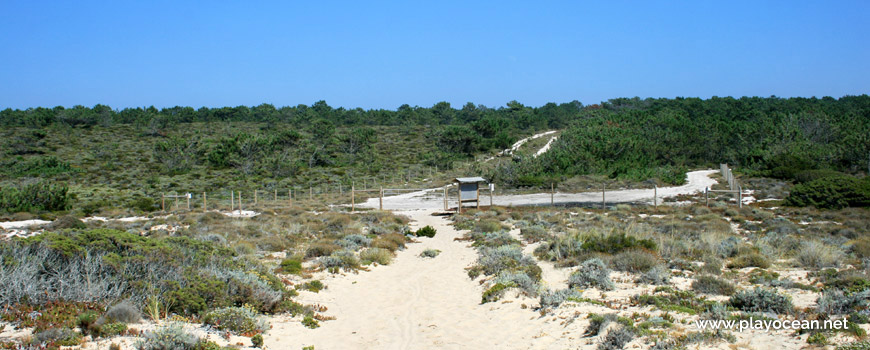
[359,169,718,211]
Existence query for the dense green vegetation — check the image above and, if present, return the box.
[490,96,870,187]
[2,95,868,213]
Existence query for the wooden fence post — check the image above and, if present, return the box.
[490,184,494,207]
[254,190,257,204]
[654,185,657,208]
[162,193,165,212]
[231,190,234,211]
[476,186,480,209]
[351,185,355,212]
[203,192,207,212]
[274,189,277,201]
[379,186,383,211]
[175,195,179,211]
[705,187,709,207]
[186,194,190,210]
[738,185,743,208]
[289,189,292,207]
[239,191,243,212]
[551,183,554,206]
[443,187,447,211]
[309,186,312,200]
[602,184,605,210]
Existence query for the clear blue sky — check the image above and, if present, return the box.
[1,1,868,110]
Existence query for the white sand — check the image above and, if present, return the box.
[533,135,558,158]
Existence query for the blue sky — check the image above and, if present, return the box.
[1,1,868,110]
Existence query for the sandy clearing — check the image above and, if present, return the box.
[266,210,563,349]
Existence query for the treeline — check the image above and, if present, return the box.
[491,95,870,187]
[0,100,581,130]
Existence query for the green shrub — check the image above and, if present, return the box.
[305,241,341,258]
[360,247,392,265]
[302,316,319,329]
[727,252,770,269]
[101,322,128,337]
[610,249,660,273]
[298,280,325,293]
[415,225,436,238]
[581,233,656,254]
[729,288,793,314]
[0,181,71,213]
[474,219,504,233]
[481,282,514,303]
[7,156,73,177]
[371,233,406,252]
[279,258,303,274]
[251,333,264,348]
[784,175,870,209]
[692,275,736,295]
[202,306,269,335]
[793,169,848,184]
[568,258,614,290]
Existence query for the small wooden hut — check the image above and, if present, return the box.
[454,177,487,212]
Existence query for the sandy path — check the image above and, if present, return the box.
[267,210,572,350]
[359,169,718,211]
[532,135,558,158]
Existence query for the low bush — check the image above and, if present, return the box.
[817,289,870,315]
[299,280,325,292]
[302,315,319,329]
[202,306,269,335]
[338,234,371,250]
[135,323,199,350]
[795,241,843,269]
[784,175,870,209]
[360,247,392,265]
[700,256,723,275]
[539,288,583,309]
[420,249,441,258]
[481,282,514,303]
[520,226,549,243]
[33,327,81,347]
[0,181,71,213]
[729,288,793,314]
[598,326,634,350]
[0,229,288,315]
[638,265,671,285]
[727,252,771,269]
[474,219,504,233]
[251,333,264,348]
[104,302,141,324]
[371,233,406,252]
[305,241,341,258]
[415,225,437,238]
[318,250,360,272]
[476,245,541,280]
[692,275,736,295]
[610,249,660,273]
[581,233,656,254]
[279,258,303,274]
[568,258,614,291]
